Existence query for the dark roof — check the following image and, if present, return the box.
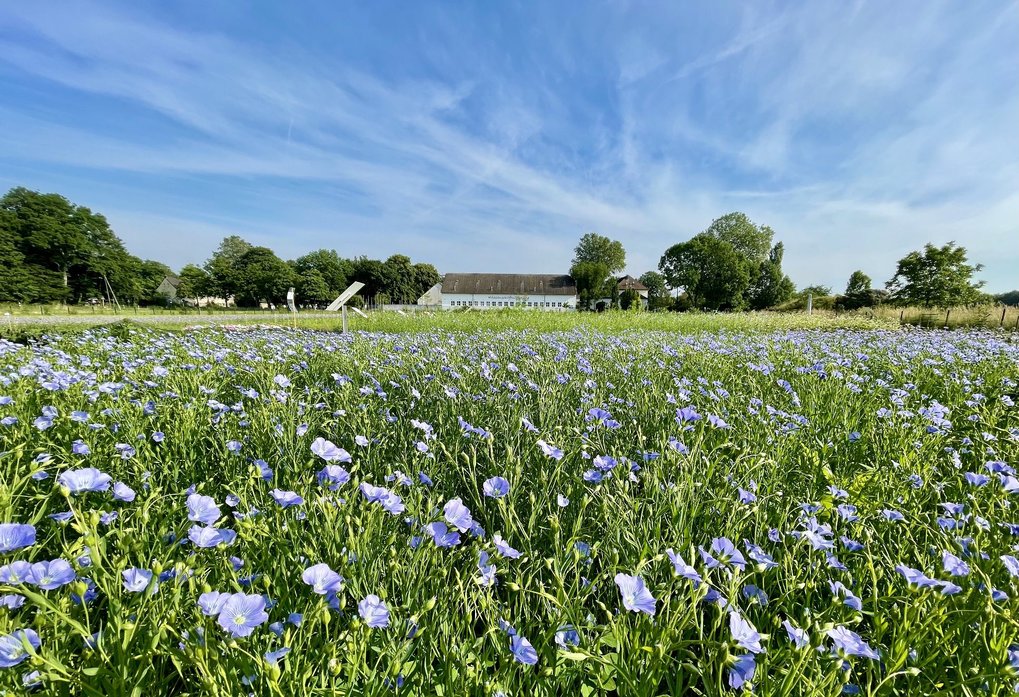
[616,275,648,291]
[441,273,577,296]
[159,275,181,288]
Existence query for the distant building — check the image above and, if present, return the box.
[419,273,578,311]
[592,275,649,310]
[154,275,181,302]
[154,274,230,307]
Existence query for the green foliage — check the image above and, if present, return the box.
[659,233,751,310]
[0,187,146,304]
[176,264,212,302]
[704,211,774,262]
[204,235,254,302]
[570,261,610,310]
[845,270,872,296]
[572,232,626,274]
[886,242,985,308]
[295,268,333,306]
[234,247,295,307]
[997,290,1019,307]
[291,249,353,296]
[637,271,669,310]
[618,288,641,310]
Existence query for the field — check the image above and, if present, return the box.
[1,323,1018,696]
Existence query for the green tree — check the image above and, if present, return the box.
[291,250,352,295]
[235,247,294,307]
[0,187,86,295]
[205,236,253,302]
[619,288,641,310]
[997,290,1019,307]
[176,264,211,304]
[572,233,626,274]
[638,271,670,310]
[137,260,173,304]
[382,255,416,304]
[704,212,773,263]
[570,261,610,310]
[411,263,441,300]
[0,212,37,302]
[747,242,794,310]
[885,242,984,307]
[845,270,872,296]
[295,268,332,306]
[659,234,751,310]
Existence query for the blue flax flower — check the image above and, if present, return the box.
[186,494,221,525]
[28,560,76,590]
[216,593,269,638]
[270,489,304,508]
[491,534,520,559]
[483,476,510,498]
[57,468,111,494]
[443,498,474,532]
[424,522,460,548]
[827,626,880,660]
[0,629,40,668]
[122,568,153,593]
[0,524,35,553]
[301,563,344,595]
[510,635,538,665]
[729,612,764,654]
[614,573,656,616]
[358,595,390,628]
[311,438,351,463]
[728,654,756,690]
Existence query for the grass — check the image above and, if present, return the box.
[0,323,1017,695]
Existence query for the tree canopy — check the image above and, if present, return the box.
[572,233,626,274]
[659,213,793,311]
[885,242,985,307]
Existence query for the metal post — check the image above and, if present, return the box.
[342,305,348,335]
[806,293,813,315]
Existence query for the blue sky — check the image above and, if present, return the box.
[1,1,1016,291]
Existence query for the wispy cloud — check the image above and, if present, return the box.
[0,0,1015,290]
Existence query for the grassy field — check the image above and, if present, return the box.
[0,308,902,341]
[0,322,1018,695]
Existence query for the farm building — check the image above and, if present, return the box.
[420,273,578,310]
[591,275,650,310]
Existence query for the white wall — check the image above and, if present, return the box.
[442,293,576,310]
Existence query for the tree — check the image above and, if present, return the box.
[845,271,872,296]
[659,234,751,310]
[0,187,86,294]
[572,233,626,274]
[885,242,984,307]
[291,249,352,295]
[205,236,253,301]
[176,264,211,304]
[997,290,1019,307]
[0,212,37,302]
[619,288,641,310]
[137,260,173,304]
[570,261,610,310]
[639,271,670,310]
[704,212,773,263]
[295,269,332,306]
[746,242,794,310]
[234,247,294,307]
[798,285,832,298]
[411,263,441,300]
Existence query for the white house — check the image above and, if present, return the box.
[591,275,650,310]
[419,273,578,311]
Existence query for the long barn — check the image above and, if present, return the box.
[419,273,578,310]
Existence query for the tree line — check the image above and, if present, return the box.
[0,187,439,307]
[0,186,1013,311]
[570,212,1011,312]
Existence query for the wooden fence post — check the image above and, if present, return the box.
[1002,306,1008,327]
[945,309,950,326]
